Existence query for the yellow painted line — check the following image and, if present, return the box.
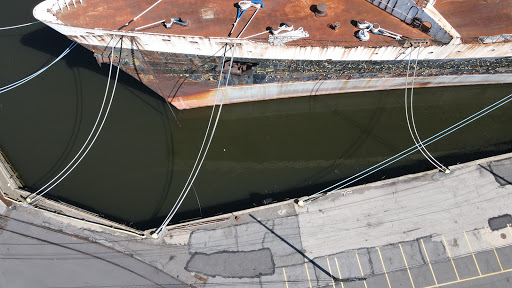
[441,235,460,281]
[485,227,504,271]
[305,262,313,288]
[508,224,512,238]
[377,247,392,288]
[335,257,345,288]
[464,231,482,276]
[283,267,289,288]
[355,251,368,288]
[423,267,512,288]
[421,239,439,287]
[326,257,336,288]
[399,244,415,288]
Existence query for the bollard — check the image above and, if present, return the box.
[315,3,327,18]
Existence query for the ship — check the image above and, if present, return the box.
[33,0,512,109]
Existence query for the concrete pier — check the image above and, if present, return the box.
[1,152,512,287]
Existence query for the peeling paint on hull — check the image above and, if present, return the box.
[172,74,512,109]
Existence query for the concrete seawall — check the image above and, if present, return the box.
[0,148,145,237]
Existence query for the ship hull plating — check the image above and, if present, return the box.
[88,42,512,109]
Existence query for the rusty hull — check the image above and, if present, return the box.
[86,39,512,109]
[35,0,512,109]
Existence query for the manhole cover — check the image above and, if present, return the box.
[501,233,507,239]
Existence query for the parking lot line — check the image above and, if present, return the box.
[399,243,416,288]
[334,257,345,288]
[464,231,482,276]
[305,262,313,288]
[326,257,336,288]
[484,227,504,271]
[508,224,512,238]
[423,268,512,288]
[377,247,392,288]
[283,267,289,288]
[441,235,460,281]
[355,251,368,288]
[420,239,439,287]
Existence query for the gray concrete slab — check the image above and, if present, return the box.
[388,269,416,288]
[400,240,426,268]
[236,222,267,251]
[202,275,262,288]
[260,267,289,288]
[189,226,238,253]
[420,237,448,263]
[297,158,512,259]
[409,264,437,288]
[0,213,188,288]
[365,273,390,288]
[374,243,407,273]
[279,262,316,288]
[262,216,304,267]
[488,158,512,187]
[496,245,512,270]
[430,260,459,285]
[474,249,503,275]
[441,270,512,288]
[452,255,481,280]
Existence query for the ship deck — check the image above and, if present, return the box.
[434,0,512,38]
[56,0,430,47]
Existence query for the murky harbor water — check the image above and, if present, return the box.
[1,1,512,229]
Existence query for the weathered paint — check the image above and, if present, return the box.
[33,0,512,109]
[34,0,512,61]
[171,74,512,109]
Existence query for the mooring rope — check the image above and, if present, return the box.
[119,0,162,29]
[405,47,442,170]
[0,20,41,30]
[409,45,449,172]
[28,38,123,203]
[0,42,77,94]
[301,92,512,204]
[29,38,117,197]
[153,44,236,237]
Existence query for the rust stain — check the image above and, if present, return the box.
[56,0,430,45]
[0,191,12,208]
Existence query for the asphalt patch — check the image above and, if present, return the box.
[488,214,512,231]
[185,248,275,278]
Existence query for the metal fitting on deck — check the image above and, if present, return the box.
[314,3,327,18]
[330,22,341,31]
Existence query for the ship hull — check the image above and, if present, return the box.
[33,0,512,109]
[89,42,512,109]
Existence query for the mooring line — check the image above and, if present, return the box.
[407,44,449,172]
[154,44,237,237]
[301,92,512,203]
[28,37,123,202]
[0,42,77,94]
[405,45,447,173]
[0,20,41,30]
